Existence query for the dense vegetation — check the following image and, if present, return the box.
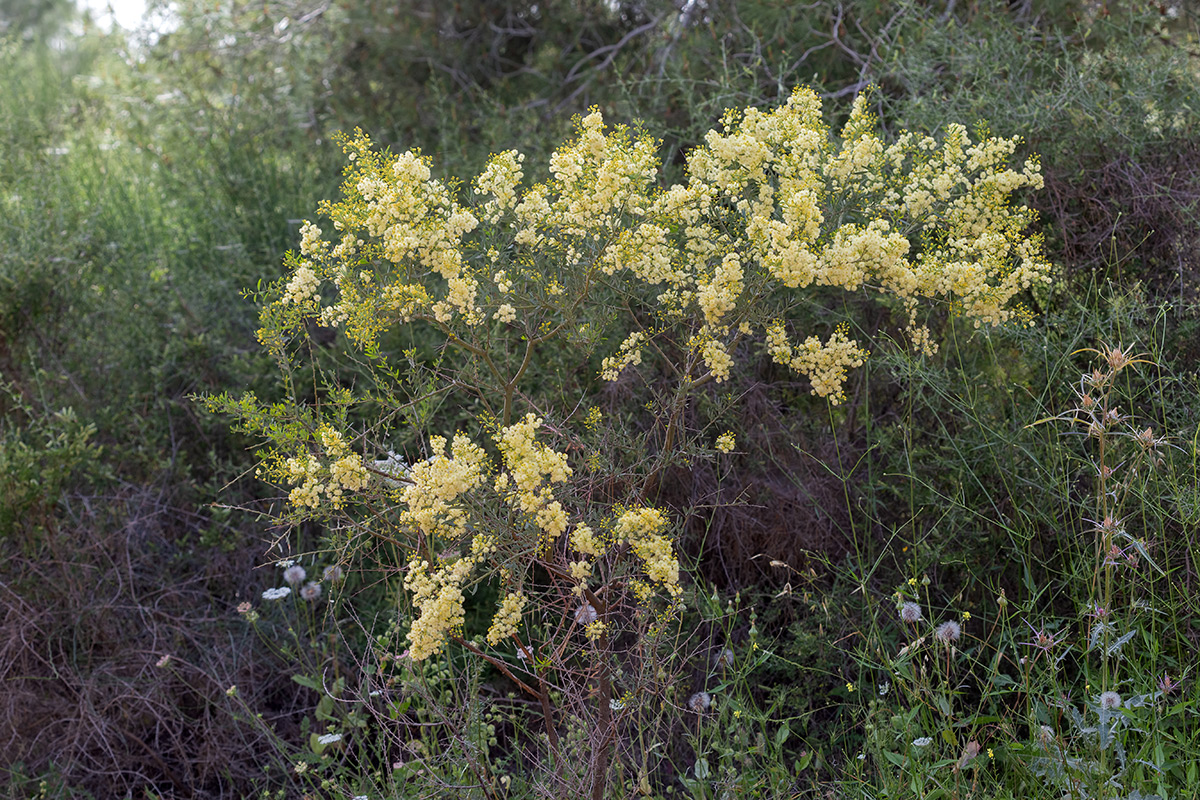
[2,2,1199,798]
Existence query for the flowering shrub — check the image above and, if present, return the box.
[209,87,1049,796]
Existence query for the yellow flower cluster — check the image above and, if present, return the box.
[283,426,369,509]
[298,221,325,257]
[272,88,1047,399]
[473,150,525,223]
[567,522,609,595]
[601,331,647,381]
[766,323,868,405]
[518,109,659,241]
[399,434,488,537]
[715,432,736,453]
[695,334,734,383]
[583,619,608,641]
[495,415,572,548]
[486,591,526,646]
[697,253,744,326]
[570,523,605,557]
[404,555,476,660]
[282,264,319,306]
[612,507,681,597]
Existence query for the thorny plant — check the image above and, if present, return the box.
[817,344,1191,800]
[208,87,1050,797]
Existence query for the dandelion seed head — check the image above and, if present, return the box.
[688,691,712,713]
[300,581,322,601]
[899,601,923,624]
[935,620,962,643]
[323,564,345,582]
[283,565,307,586]
[1099,691,1122,710]
[574,602,597,625]
[714,647,735,669]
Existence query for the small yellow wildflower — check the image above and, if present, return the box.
[715,432,736,453]
[584,620,608,641]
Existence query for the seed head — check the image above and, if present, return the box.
[300,582,322,601]
[688,692,712,713]
[899,601,923,624]
[935,620,962,643]
[574,602,597,625]
[283,565,307,586]
[713,647,735,669]
[1099,691,1122,710]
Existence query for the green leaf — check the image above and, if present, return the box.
[774,724,791,748]
[292,673,321,691]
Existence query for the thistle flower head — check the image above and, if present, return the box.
[1021,621,1059,651]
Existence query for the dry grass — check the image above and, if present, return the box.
[0,487,302,798]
